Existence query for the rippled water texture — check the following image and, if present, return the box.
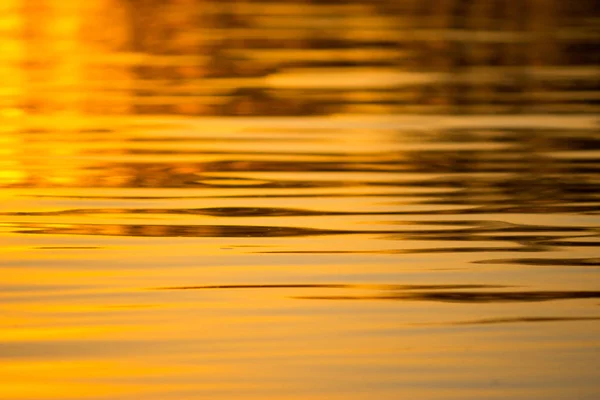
[1,1,600,399]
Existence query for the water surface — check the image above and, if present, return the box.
[1,1,599,399]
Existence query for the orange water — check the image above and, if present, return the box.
[1,1,599,399]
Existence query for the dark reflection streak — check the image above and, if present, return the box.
[390,234,588,242]
[21,193,451,200]
[10,218,594,243]
[2,207,482,217]
[94,149,347,157]
[154,284,508,291]
[15,224,352,238]
[431,316,600,326]
[129,137,317,143]
[474,258,600,266]
[295,291,600,303]
[11,223,589,245]
[5,208,600,228]
[7,205,600,215]
[19,192,600,201]
[157,284,347,290]
[4,208,425,217]
[259,247,547,254]
[535,241,600,247]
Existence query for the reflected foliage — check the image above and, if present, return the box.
[0,0,598,116]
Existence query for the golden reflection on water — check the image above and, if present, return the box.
[1,1,600,399]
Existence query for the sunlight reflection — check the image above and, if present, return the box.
[1,1,599,400]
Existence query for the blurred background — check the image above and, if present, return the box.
[1,0,598,118]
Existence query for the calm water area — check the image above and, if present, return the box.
[1,1,600,399]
